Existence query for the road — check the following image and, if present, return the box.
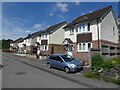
[2,53,119,88]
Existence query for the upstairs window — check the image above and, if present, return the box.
[88,23,90,31]
[78,24,85,32]
[70,27,74,33]
[78,23,91,33]
[113,27,115,36]
[41,34,48,39]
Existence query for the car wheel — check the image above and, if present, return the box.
[64,67,70,73]
[47,63,51,68]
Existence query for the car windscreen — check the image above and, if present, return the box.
[61,55,74,62]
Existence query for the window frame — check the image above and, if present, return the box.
[41,34,48,39]
[78,23,91,33]
[78,42,92,52]
[70,27,74,34]
[41,45,48,51]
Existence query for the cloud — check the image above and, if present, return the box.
[74,2,80,5]
[56,2,68,13]
[25,30,31,33]
[2,18,30,40]
[33,24,42,29]
[81,13,86,15]
[72,0,80,5]
[49,13,53,16]
[89,11,93,13]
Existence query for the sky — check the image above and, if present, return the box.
[2,2,119,40]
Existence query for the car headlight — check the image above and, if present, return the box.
[70,64,76,68]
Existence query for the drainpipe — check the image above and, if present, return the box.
[97,19,100,48]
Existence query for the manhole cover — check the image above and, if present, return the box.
[16,72,26,75]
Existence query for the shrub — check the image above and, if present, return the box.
[91,53,104,70]
[101,57,120,70]
[84,70,100,80]
[104,76,120,85]
[101,60,115,70]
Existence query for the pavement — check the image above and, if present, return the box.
[2,53,120,88]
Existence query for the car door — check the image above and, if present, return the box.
[48,55,57,68]
[54,56,65,69]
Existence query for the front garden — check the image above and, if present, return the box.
[84,53,120,85]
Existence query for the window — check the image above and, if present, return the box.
[83,24,85,29]
[88,43,91,49]
[83,43,86,50]
[79,24,81,29]
[44,45,47,50]
[76,26,78,32]
[41,45,48,51]
[70,27,74,33]
[88,23,90,31]
[113,27,115,36]
[79,43,82,50]
[45,34,47,38]
[78,42,92,52]
[55,56,63,62]
[41,34,48,39]
[78,24,85,32]
[49,56,55,60]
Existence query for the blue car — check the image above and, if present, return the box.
[47,54,83,73]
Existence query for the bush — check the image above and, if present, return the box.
[91,53,104,70]
[84,70,100,80]
[104,77,120,85]
[101,57,120,70]
[101,60,115,70]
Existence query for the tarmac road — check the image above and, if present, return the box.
[2,53,119,88]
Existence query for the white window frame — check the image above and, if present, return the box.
[78,42,92,52]
[70,27,74,34]
[78,23,91,33]
[41,34,48,40]
[41,45,48,51]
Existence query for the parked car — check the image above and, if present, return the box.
[47,54,83,73]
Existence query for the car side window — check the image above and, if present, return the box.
[55,56,63,62]
[49,56,55,60]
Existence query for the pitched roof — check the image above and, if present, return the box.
[23,21,66,40]
[62,38,73,44]
[13,38,24,43]
[64,6,112,28]
[41,21,66,33]
[24,30,43,39]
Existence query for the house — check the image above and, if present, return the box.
[35,21,67,56]
[63,6,119,63]
[10,38,24,52]
[22,31,42,54]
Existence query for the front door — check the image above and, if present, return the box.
[67,44,72,56]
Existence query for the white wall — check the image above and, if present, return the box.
[37,36,41,44]
[31,37,37,46]
[64,28,77,43]
[91,21,101,40]
[101,11,119,43]
[49,24,66,44]
[18,42,24,48]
